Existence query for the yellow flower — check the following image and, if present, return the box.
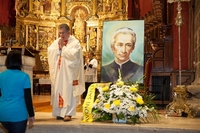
[129,86,138,92]
[116,81,124,87]
[104,103,110,109]
[102,86,109,92]
[113,100,120,106]
[136,97,144,105]
[95,99,99,103]
[128,106,135,111]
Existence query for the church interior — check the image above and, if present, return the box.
[0,0,200,132]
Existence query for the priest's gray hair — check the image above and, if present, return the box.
[58,23,70,31]
[110,27,136,49]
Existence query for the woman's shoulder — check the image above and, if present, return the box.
[17,70,30,77]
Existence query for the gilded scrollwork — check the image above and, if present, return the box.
[15,0,28,17]
[27,24,37,49]
[41,0,51,14]
[38,26,55,50]
[97,0,119,13]
[15,0,127,71]
[88,27,97,50]
[97,1,103,12]
[51,0,61,15]
[32,0,43,14]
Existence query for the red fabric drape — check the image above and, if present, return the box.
[0,0,15,26]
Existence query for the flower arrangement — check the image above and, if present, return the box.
[92,70,159,124]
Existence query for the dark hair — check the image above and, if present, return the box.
[5,50,22,70]
[58,24,70,32]
[89,51,95,56]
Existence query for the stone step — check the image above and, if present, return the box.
[1,112,200,133]
[25,125,200,133]
[23,112,200,133]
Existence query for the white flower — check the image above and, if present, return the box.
[92,80,156,123]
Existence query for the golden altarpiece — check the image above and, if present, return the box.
[15,0,128,77]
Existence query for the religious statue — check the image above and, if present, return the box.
[89,27,97,48]
[72,9,86,43]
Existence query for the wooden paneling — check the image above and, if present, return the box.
[171,71,195,88]
[0,26,15,45]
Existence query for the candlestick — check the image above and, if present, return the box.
[167,0,190,85]
[166,0,191,117]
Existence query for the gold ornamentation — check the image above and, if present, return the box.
[15,0,128,72]
[166,0,191,117]
[166,85,191,117]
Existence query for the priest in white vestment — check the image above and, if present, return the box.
[47,24,85,121]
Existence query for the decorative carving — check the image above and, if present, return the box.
[97,1,103,12]
[41,0,51,14]
[15,0,128,72]
[32,0,43,14]
[72,9,86,43]
[20,25,26,45]
[51,0,61,15]
[88,27,97,51]
[97,0,119,12]
[38,26,55,50]
[27,24,37,49]
[15,0,28,17]
[166,85,192,117]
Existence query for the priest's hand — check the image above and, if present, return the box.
[58,38,64,50]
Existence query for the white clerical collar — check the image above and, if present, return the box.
[115,59,130,68]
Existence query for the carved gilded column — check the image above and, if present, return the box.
[92,0,97,16]
[25,25,28,46]
[86,34,89,51]
[56,25,59,39]
[96,28,101,51]
[166,0,191,117]
[103,0,106,12]
[61,0,66,17]
[36,25,39,50]
[29,0,32,12]
[118,0,123,12]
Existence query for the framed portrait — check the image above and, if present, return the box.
[100,20,144,83]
